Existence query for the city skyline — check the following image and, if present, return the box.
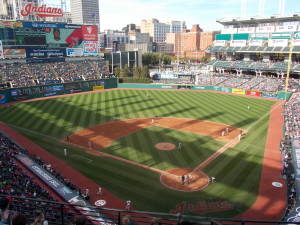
[45,0,298,31]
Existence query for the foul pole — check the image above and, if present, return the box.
[285,40,294,100]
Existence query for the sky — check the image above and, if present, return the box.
[45,0,299,32]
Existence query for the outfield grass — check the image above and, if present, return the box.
[0,89,276,217]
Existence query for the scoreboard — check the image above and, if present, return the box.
[0,21,98,58]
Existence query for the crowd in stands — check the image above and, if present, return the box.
[281,93,300,219]
[0,60,109,88]
[0,132,78,224]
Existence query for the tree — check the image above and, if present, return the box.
[120,64,130,78]
[140,65,149,78]
[114,66,121,77]
[133,66,140,78]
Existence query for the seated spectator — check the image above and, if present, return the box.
[122,215,139,225]
[75,215,87,225]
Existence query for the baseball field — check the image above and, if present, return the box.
[0,89,284,218]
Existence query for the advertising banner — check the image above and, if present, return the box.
[192,86,214,90]
[83,41,98,56]
[271,32,291,39]
[4,49,26,59]
[221,28,237,34]
[294,32,300,39]
[0,94,7,104]
[248,39,263,46]
[82,25,98,41]
[20,4,63,18]
[0,21,23,28]
[232,88,245,95]
[230,40,246,47]
[213,40,226,46]
[23,22,82,29]
[256,26,275,33]
[250,33,269,40]
[246,90,261,97]
[26,48,66,58]
[261,92,278,98]
[26,58,65,63]
[93,86,104,91]
[276,25,297,32]
[238,27,255,33]
[293,39,300,46]
[213,86,232,93]
[0,41,4,59]
[66,48,84,56]
[268,39,289,47]
[161,85,177,89]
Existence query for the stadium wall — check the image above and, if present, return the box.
[0,78,117,104]
[118,83,291,100]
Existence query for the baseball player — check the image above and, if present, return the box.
[97,186,102,195]
[126,200,131,210]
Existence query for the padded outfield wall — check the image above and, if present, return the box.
[118,83,291,100]
[0,78,117,104]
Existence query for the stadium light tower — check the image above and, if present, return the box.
[259,0,265,17]
[241,0,247,18]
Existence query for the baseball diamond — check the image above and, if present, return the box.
[0,89,286,220]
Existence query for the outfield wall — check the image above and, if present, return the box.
[0,78,118,104]
[118,83,291,100]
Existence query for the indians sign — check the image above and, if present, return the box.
[20,3,63,18]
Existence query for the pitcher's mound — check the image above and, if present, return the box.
[160,168,210,192]
[155,142,176,151]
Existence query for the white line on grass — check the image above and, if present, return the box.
[71,154,93,164]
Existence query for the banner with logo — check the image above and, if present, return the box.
[214,40,226,46]
[261,92,278,98]
[82,25,98,41]
[276,25,297,32]
[247,90,261,97]
[0,21,23,28]
[249,39,263,46]
[26,48,66,58]
[214,86,232,93]
[230,40,246,47]
[66,48,84,57]
[268,39,289,47]
[293,39,300,46]
[83,41,98,56]
[0,41,4,59]
[20,4,63,19]
[238,27,255,33]
[271,32,291,39]
[221,28,237,34]
[93,86,104,91]
[250,33,269,40]
[22,22,82,29]
[0,94,7,104]
[4,49,26,59]
[256,26,275,33]
[232,88,245,95]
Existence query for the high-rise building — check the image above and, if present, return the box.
[70,0,99,25]
[141,18,186,43]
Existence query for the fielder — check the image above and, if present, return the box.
[126,200,131,210]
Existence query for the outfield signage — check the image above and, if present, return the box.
[232,88,245,95]
[221,28,237,34]
[0,41,4,59]
[249,39,263,46]
[14,153,114,224]
[93,86,104,91]
[161,85,177,89]
[0,21,23,27]
[250,33,269,40]
[26,58,65,63]
[213,40,226,46]
[246,90,261,97]
[193,86,214,91]
[271,32,291,39]
[4,49,26,59]
[66,48,83,57]
[293,39,300,46]
[20,4,63,18]
[238,27,255,33]
[26,48,66,58]
[230,40,246,47]
[23,22,82,29]
[0,93,7,104]
[261,92,278,98]
[276,25,297,32]
[83,41,98,56]
[257,26,275,33]
[268,39,289,47]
